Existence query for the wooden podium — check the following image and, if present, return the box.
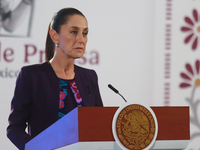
[25,107,190,150]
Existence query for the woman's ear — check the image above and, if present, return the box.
[49,29,59,43]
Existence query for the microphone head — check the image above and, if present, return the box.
[108,84,119,94]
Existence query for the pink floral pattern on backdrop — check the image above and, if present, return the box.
[181,9,200,50]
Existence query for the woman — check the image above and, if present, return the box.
[7,8,103,150]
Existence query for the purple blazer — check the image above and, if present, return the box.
[7,62,103,150]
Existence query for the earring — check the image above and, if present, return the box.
[55,41,59,47]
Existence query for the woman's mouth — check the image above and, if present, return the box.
[75,47,83,50]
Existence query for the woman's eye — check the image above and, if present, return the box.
[71,31,77,34]
[83,32,88,36]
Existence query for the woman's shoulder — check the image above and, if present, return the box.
[22,62,49,69]
[74,65,98,81]
[74,65,96,74]
[21,62,52,74]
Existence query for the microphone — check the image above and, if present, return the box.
[108,84,127,102]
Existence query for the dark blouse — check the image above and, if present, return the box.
[58,78,82,119]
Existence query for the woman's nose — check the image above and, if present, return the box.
[77,33,85,43]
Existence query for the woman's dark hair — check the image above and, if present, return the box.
[45,8,85,61]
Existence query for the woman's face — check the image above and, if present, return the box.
[57,15,88,59]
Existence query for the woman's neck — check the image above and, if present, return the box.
[50,56,75,80]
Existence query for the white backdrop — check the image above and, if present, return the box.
[0,0,199,149]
